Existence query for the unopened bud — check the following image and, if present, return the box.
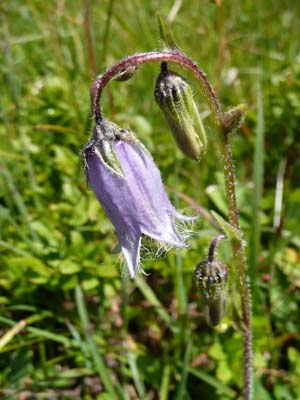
[194,258,228,326]
[114,65,137,82]
[194,234,228,326]
[154,66,207,161]
[223,104,247,134]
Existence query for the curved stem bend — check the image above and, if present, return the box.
[90,50,222,125]
[89,49,253,400]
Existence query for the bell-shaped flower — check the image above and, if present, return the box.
[83,120,191,278]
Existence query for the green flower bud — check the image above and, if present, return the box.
[154,65,207,161]
[223,104,247,134]
[194,258,228,326]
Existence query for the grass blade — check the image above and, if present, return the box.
[74,284,120,399]
[250,70,264,276]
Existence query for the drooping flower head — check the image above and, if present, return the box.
[82,120,192,278]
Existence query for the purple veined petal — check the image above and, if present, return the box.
[86,137,192,277]
[112,141,188,246]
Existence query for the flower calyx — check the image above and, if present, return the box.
[82,120,146,178]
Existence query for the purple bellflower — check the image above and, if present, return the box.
[82,120,191,278]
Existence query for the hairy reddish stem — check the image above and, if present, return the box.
[90,51,221,125]
[89,49,253,400]
[222,131,253,400]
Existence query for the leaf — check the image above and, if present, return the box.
[8,256,52,277]
[232,303,247,333]
[156,13,180,51]
[206,185,228,215]
[189,367,236,398]
[211,211,240,241]
[0,320,27,350]
[216,360,233,383]
[208,342,226,361]
[59,260,81,275]
[82,278,99,291]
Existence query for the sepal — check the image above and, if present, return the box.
[94,139,125,177]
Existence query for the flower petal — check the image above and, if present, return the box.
[86,135,192,277]
[113,141,188,247]
[118,230,141,278]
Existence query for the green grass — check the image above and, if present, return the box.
[1,0,300,398]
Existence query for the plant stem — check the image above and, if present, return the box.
[90,50,222,125]
[89,49,253,399]
[222,132,253,400]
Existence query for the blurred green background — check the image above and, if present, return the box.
[1,0,300,399]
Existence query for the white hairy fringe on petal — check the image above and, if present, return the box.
[113,209,198,278]
[137,260,150,276]
[173,214,197,242]
[140,236,172,260]
[116,249,149,278]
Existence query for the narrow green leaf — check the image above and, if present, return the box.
[175,338,192,400]
[159,365,171,400]
[211,211,240,241]
[250,71,264,277]
[74,285,123,399]
[189,367,236,398]
[157,13,180,50]
[127,348,147,400]
[135,275,177,332]
[0,316,75,349]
